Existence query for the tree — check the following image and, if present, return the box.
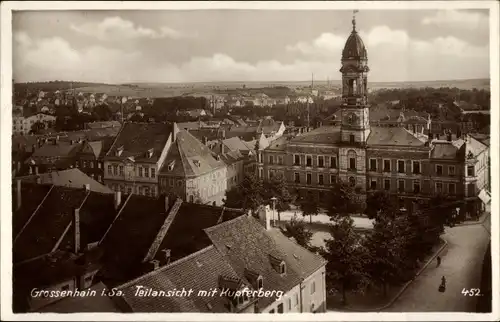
[263,176,294,223]
[93,104,113,121]
[364,216,408,296]
[365,190,399,220]
[223,173,264,214]
[321,216,370,305]
[30,121,45,134]
[299,196,320,224]
[425,193,459,230]
[325,180,360,219]
[280,215,314,250]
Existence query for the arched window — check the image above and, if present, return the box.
[348,79,354,96]
[349,176,356,186]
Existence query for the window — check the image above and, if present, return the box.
[145,187,150,197]
[83,160,87,168]
[383,160,391,172]
[413,180,421,193]
[119,166,124,176]
[349,158,356,170]
[98,175,102,182]
[436,165,443,176]
[177,180,182,187]
[467,165,474,177]
[139,167,143,177]
[269,309,275,314]
[318,156,324,168]
[311,281,316,294]
[90,161,94,169]
[369,159,377,171]
[398,160,405,173]
[277,303,284,313]
[468,183,476,197]
[330,175,336,184]
[108,165,112,174]
[318,174,324,185]
[257,276,263,289]
[398,179,405,192]
[90,174,95,179]
[151,168,156,179]
[448,183,456,195]
[306,173,312,185]
[306,155,312,167]
[350,134,355,144]
[113,165,118,175]
[330,156,337,168]
[370,180,377,190]
[384,179,391,191]
[294,173,300,183]
[349,176,356,186]
[98,162,102,169]
[269,155,274,165]
[294,155,300,166]
[280,262,286,274]
[412,161,421,174]
[169,178,174,187]
[436,181,443,193]
[288,298,292,311]
[277,156,283,165]
[295,293,299,306]
[145,168,149,178]
[269,170,274,179]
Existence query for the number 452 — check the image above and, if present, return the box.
[462,288,481,296]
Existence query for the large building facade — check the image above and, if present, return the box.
[260,17,490,217]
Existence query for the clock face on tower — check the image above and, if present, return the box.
[345,112,357,125]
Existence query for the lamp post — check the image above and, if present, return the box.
[270,197,277,227]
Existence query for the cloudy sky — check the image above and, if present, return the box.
[13,9,490,83]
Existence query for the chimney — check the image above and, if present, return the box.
[74,208,81,254]
[114,191,122,210]
[164,195,169,212]
[220,143,225,155]
[16,179,22,210]
[202,136,208,145]
[149,259,160,271]
[84,184,90,191]
[161,249,171,265]
[258,205,271,230]
[34,166,39,175]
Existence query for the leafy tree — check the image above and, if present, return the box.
[365,190,399,220]
[325,180,360,219]
[425,193,460,230]
[321,216,370,305]
[30,121,46,134]
[280,215,314,250]
[223,173,264,214]
[263,176,294,223]
[364,216,408,296]
[298,195,320,224]
[93,104,114,121]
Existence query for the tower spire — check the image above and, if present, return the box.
[352,10,359,32]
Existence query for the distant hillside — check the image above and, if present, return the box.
[14,81,110,93]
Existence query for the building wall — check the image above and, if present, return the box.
[226,160,244,190]
[75,156,104,183]
[103,160,159,197]
[12,114,56,135]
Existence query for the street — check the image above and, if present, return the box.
[383,218,491,312]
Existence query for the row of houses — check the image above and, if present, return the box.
[12,181,327,313]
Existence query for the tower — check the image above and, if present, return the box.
[340,11,370,145]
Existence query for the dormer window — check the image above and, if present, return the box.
[193,160,201,167]
[168,161,175,171]
[280,262,286,275]
[116,146,124,157]
[147,148,154,158]
[257,276,263,289]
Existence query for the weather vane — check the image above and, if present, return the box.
[352,10,359,31]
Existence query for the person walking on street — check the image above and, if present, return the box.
[437,256,441,267]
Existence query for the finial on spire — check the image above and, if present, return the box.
[352,10,359,31]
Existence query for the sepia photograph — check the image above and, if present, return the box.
[1,1,498,320]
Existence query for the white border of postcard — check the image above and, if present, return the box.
[1,1,499,321]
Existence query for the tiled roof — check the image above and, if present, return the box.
[266,136,288,151]
[105,122,172,163]
[30,140,82,160]
[367,127,426,147]
[100,194,167,285]
[466,136,488,157]
[177,121,207,131]
[220,137,252,152]
[86,121,121,129]
[12,182,52,238]
[219,150,245,166]
[159,130,225,177]
[78,192,118,244]
[38,282,120,312]
[87,141,103,158]
[205,216,303,309]
[13,186,89,263]
[155,203,244,263]
[430,142,460,160]
[291,126,341,144]
[118,246,243,312]
[18,168,113,194]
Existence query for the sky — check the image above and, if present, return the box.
[12,9,490,84]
